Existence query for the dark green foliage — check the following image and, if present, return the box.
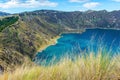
[0,16,19,32]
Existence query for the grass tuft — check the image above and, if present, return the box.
[0,51,120,80]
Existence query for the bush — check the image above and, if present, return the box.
[0,16,19,32]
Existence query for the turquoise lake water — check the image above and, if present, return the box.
[35,29,120,65]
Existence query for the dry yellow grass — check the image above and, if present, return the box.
[0,52,120,80]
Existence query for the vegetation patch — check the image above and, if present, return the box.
[0,51,120,80]
[0,16,19,32]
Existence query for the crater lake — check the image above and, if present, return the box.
[35,29,120,65]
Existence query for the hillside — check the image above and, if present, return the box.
[0,12,10,16]
[0,10,120,71]
[0,16,19,32]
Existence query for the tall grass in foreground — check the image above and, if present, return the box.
[0,52,120,80]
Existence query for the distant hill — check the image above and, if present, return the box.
[0,11,10,16]
[0,10,120,71]
[19,10,120,29]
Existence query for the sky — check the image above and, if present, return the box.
[0,0,120,13]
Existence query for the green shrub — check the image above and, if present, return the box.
[0,16,19,32]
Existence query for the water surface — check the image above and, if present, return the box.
[35,29,120,65]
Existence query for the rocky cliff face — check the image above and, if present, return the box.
[0,10,120,71]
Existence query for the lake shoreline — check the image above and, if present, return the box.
[86,27,120,30]
[36,36,60,53]
[36,28,120,55]
[36,29,85,54]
